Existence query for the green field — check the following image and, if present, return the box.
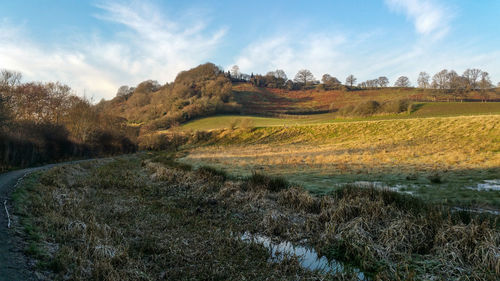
[182,102,500,131]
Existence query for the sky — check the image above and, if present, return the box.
[1,0,499,99]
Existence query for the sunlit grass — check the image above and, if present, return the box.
[180,115,500,208]
[181,102,500,131]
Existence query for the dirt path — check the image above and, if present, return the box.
[0,166,46,280]
[0,158,115,281]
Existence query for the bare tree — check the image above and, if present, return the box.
[417,72,430,89]
[294,69,315,86]
[0,95,10,125]
[377,76,389,87]
[432,69,449,89]
[322,74,341,86]
[230,65,241,79]
[446,70,462,90]
[274,69,287,81]
[479,72,493,90]
[463,68,482,90]
[394,76,411,87]
[0,69,22,89]
[116,86,133,98]
[345,74,356,87]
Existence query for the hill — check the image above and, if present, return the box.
[98,64,500,135]
[181,102,500,131]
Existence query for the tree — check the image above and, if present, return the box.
[0,69,22,89]
[265,69,287,88]
[230,65,240,79]
[432,69,449,89]
[417,72,430,89]
[116,86,133,98]
[294,69,315,86]
[446,70,462,90]
[345,75,356,87]
[479,71,493,90]
[322,74,341,86]
[394,76,411,87]
[377,76,389,87]
[463,68,481,90]
[0,95,10,125]
[274,69,287,81]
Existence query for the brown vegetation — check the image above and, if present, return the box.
[13,154,500,280]
[0,70,136,171]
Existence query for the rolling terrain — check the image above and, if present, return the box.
[181,102,500,131]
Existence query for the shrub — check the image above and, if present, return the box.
[379,99,410,114]
[352,100,380,116]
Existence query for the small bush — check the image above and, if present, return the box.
[379,99,410,114]
[352,100,380,116]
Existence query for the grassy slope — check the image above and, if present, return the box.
[182,102,500,131]
[232,83,500,114]
[180,115,500,208]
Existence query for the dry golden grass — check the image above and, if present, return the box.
[13,154,500,280]
[181,115,500,206]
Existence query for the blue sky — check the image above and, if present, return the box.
[1,0,499,99]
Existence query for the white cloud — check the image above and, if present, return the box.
[230,29,500,87]
[231,34,346,81]
[385,0,453,38]
[0,1,225,99]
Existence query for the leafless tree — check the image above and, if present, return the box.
[345,75,356,87]
[417,72,430,89]
[395,76,411,87]
[294,69,315,85]
[0,69,22,89]
[322,74,341,86]
[432,69,449,89]
[230,65,241,79]
[479,71,493,90]
[116,86,134,98]
[463,68,482,90]
[377,76,389,87]
[274,69,287,81]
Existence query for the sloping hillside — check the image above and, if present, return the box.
[98,64,500,133]
[233,83,500,115]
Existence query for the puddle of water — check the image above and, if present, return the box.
[452,207,500,216]
[349,181,416,195]
[241,232,368,280]
[468,179,500,191]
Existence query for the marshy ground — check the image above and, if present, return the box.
[12,153,500,280]
[180,115,500,209]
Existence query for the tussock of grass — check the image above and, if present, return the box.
[13,155,500,280]
[244,172,290,192]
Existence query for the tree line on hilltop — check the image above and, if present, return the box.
[227,64,497,92]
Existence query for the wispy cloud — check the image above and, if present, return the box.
[232,33,346,80]
[0,1,225,99]
[385,0,453,39]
